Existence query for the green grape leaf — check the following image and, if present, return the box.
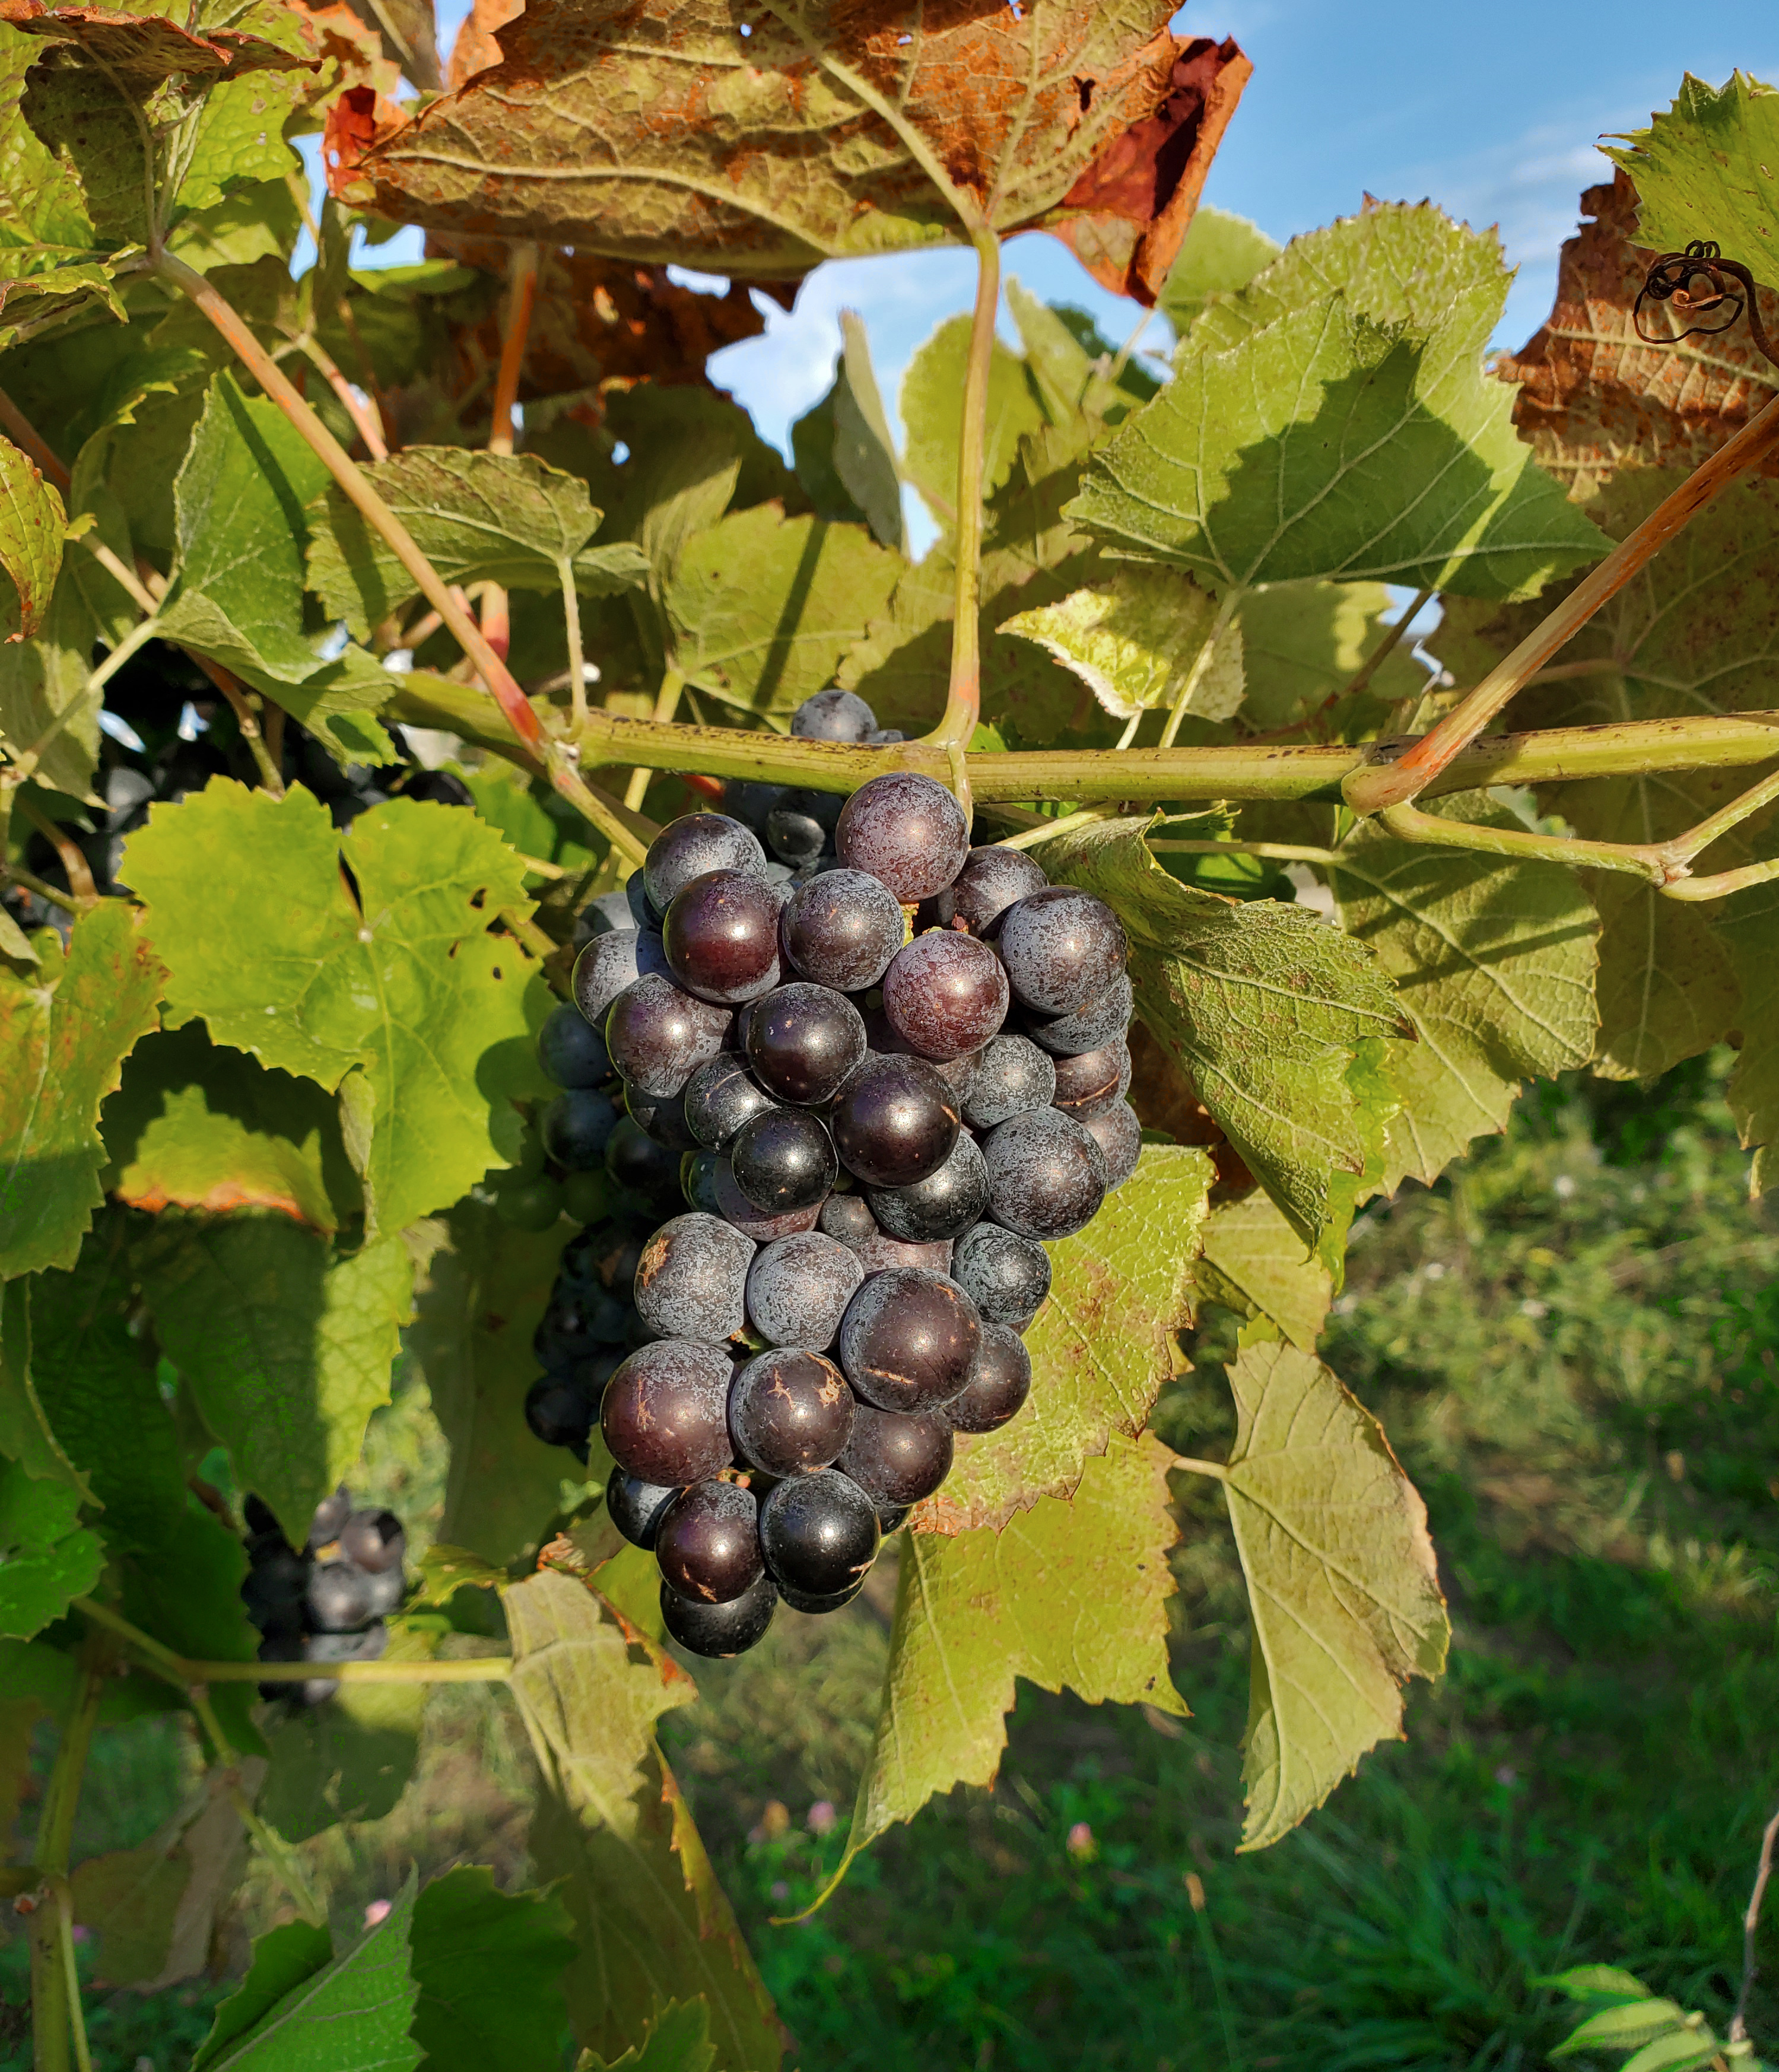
[914,1145,1212,1534]
[408,1867,576,2072]
[1605,72,1779,287]
[1216,1340,1448,1851]
[0,18,93,247]
[665,506,903,718]
[580,2001,716,2072]
[1005,279,1153,429]
[334,0,1214,278]
[840,1434,1184,1880]
[1329,795,1600,1191]
[0,257,126,336]
[503,1566,783,2071]
[1034,815,1410,1247]
[100,1023,363,1231]
[999,565,1241,722]
[0,898,164,1278]
[1193,1187,1331,1350]
[409,1202,589,1570]
[123,782,551,1237]
[0,430,65,640]
[901,315,1046,523]
[1551,1999,1699,2060]
[1716,861,1779,1178]
[306,446,646,641]
[1158,204,1281,333]
[175,71,307,217]
[134,1214,413,1549]
[790,316,904,552]
[258,1623,439,1842]
[0,1456,103,1638]
[1236,579,1427,733]
[192,1877,418,2072]
[0,1275,91,1498]
[1070,204,1608,602]
[165,174,301,274]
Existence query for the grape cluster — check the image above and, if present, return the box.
[536,688,1136,1660]
[240,1488,408,1706]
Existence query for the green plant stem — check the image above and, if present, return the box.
[225,1785,327,1929]
[203,1657,512,1685]
[1172,1457,1228,1480]
[1158,596,1238,751]
[71,1597,237,1754]
[626,665,684,812]
[1661,855,1779,902]
[994,807,1117,852]
[1377,800,1669,882]
[50,1882,92,2072]
[293,334,387,460]
[29,1657,103,2072]
[2,862,82,915]
[1730,1806,1779,2045]
[1151,840,1340,866]
[18,799,96,908]
[0,384,69,490]
[1342,583,1434,701]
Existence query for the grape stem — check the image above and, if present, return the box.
[1729,1804,1779,2045]
[481,242,539,668]
[26,1649,104,2072]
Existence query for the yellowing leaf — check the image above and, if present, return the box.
[900,317,1045,523]
[1000,566,1241,721]
[1194,1187,1330,1351]
[1216,1340,1448,1850]
[1236,579,1426,733]
[0,430,65,640]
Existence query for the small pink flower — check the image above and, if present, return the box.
[1065,1822,1095,1862]
[806,1800,837,1836]
[364,1899,392,1927]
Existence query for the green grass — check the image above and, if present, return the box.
[6,1058,1776,2070]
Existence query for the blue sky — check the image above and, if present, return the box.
[381,3,1777,468]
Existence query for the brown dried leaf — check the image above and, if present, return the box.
[0,0,319,79]
[326,0,1244,296]
[443,0,513,88]
[1499,170,1779,486]
[290,0,402,96]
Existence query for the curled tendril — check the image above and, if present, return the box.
[1635,240,1779,368]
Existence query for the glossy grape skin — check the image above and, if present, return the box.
[538,1003,611,1088]
[791,688,876,741]
[777,1577,865,1615]
[583,873,652,935]
[745,983,866,1104]
[307,1561,383,1632]
[948,1221,1051,1330]
[982,1109,1107,1240]
[308,1488,353,1548]
[1050,1040,1132,1119]
[835,773,970,903]
[572,927,669,1025]
[682,1053,780,1151]
[945,1323,1032,1434]
[525,1371,598,1450]
[829,1054,960,1188]
[815,1194,878,1248]
[604,1116,681,1203]
[993,887,1127,1015]
[960,1034,1056,1129]
[744,1232,863,1350]
[1084,1097,1142,1190]
[601,1339,735,1485]
[819,1194,953,1273]
[729,1107,837,1215]
[837,1266,981,1413]
[933,846,1049,935]
[697,1156,825,1241]
[605,973,732,1097]
[632,1212,755,1342]
[728,1347,856,1474]
[660,1570,777,1658]
[759,1470,880,1596]
[655,1479,764,1604]
[1023,974,1134,1058]
[765,805,827,867]
[643,813,766,913]
[780,870,906,991]
[663,869,783,1005]
[882,930,1010,1062]
[834,1401,954,1505]
[540,1089,620,1171]
[339,1509,404,1575]
[624,1083,697,1153]
[867,1130,989,1242]
[607,1466,679,1552]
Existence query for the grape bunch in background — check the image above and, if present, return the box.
[528,687,1137,1658]
[239,1488,408,1705]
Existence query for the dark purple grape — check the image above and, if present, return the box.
[834,1402,954,1505]
[765,805,828,866]
[663,869,783,1005]
[538,1003,611,1088]
[835,773,969,903]
[241,1552,306,1634]
[816,1194,878,1248]
[682,1053,780,1151]
[633,1212,754,1342]
[950,1221,1051,1330]
[338,1509,404,1574]
[934,846,1048,934]
[605,1116,681,1202]
[780,870,906,991]
[565,1225,645,1293]
[776,1578,865,1615]
[837,1267,980,1413]
[624,1083,697,1152]
[829,1053,959,1188]
[729,1107,837,1215]
[759,1470,879,1596]
[705,1156,824,1241]
[728,1347,855,1474]
[656,1479,764,1604]
[792,688,876,741]
[307,1560,380,1632]
[1083,1098,1141,1190]
[526,1371,598,1449]
[660,1570,776,1658]
[605,974,732,1097]
[867,1130,987,1243]
[745,983,866,1105]
[744,1231,863,1350]
[602,1339,735,1485]
[541,1088,620,1170]
[993,888,1127,1015]
[307,1488,352,1547]
[583,872,651,934]
[607,1466,679,1550]
[533,1287,608,1365]
[960,1034,1056,1129]
[983,1110,1106,1240]
[297,1622,386,1705]
[572,927,669,1025]
[1050,1040,1132,1119]
[643,813,766,913]
[721,778,785,836]
[876,1504,910,1535]
[881,931,1009,1062]
[945,1323,1031,1434]
[1023,974,1134,1058]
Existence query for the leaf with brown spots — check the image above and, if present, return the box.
[326,0,1246,300]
